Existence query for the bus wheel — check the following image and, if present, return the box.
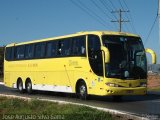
[26,80,32,94]
[17,80,24,93]
[78,81,87,100]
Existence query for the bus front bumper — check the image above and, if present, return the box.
[98,87,147,96]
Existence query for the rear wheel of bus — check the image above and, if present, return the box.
[17,78,24,93]
[25,79,32,94]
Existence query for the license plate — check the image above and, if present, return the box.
[126,90,133,94]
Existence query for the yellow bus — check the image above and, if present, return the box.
[4,31,156,99]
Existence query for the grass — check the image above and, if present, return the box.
[0,97,112,120]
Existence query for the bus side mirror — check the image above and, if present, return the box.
[101,46,110,63]
[145,48,156,64]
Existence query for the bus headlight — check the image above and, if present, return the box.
[140,82,147,87]
[106,82,119,87]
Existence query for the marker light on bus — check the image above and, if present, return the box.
[106,82,119,87]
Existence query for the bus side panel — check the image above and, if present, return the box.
[4,72,11,87]
[70,57,104,95]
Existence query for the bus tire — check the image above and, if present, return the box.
[17,79,24,93]
[78,81,88,100]
[25,79,32,94]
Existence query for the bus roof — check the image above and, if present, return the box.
[6,31,140,47]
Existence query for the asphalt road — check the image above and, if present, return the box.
[0,84,160,119]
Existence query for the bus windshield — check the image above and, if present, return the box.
[102,35,147,79]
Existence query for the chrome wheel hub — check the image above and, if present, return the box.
[80,85,86,96]
[18,83,23,91]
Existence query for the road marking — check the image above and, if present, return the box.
[0,82,4,85]
[151,100,160,103]
[0,93,148,120]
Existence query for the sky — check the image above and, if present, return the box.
[0,0,159,63]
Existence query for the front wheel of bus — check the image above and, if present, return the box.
[26,81,32,94]
[78,81,88,100]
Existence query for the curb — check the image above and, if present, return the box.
[0,82,4,85]
[0,94,148,120]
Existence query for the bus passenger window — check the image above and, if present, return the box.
[5,47,14,61]
[5,48,11,61]
[72,36,86,56]
[46,41,57,57]
[58,39,72,56]
[81,46,85,54]
[25,44,34,59]
[57,41,63,56]
[16,46,25,60]
[35,43,45,58]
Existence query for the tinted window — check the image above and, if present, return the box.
[5,47,14,61]
[57,39,72,56]
[88,35,103,76]
[72,36,86,56]
[25,44,34,59]
[88,35,100,52]
[62,39,72,56]
[46,41,57,57]
[35,43,45,58]
[15,46,25,59]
